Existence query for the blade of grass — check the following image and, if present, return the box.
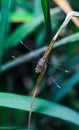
[53,70,79,102]
[1,32,79,73]
[0,92,79,126]
[54,32,79,48]
[0,126,39,130]
[41,0,52,43]
[10,11,33,22]
[65,55,79,70]
[34,0,42,16]
[0,127,40,130]
[5,15,44,50]
[15,0,33,12]
[0,7,60,23]
[5,7,61,50]
[1,47,47,73]
[0,0,11,70]
[0,127,21,129]
[34,0,44,47]
[0,11,33,22]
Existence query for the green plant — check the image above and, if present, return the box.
[0,0,79,130]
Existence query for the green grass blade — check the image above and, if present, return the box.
[0,127,21,129]
[1,32,79,73]
[1,33,79,73]
[5,16,43,49]
[34,0,42,16]
[0,11,33,22]
[10,11,33,22]
[65,55,79,70]
[15,0,33,12]
[34,0,44,47]
[6,15,79,50]
[41,0,52,42]
[0,127,40,130]
[0,0,11,67]
[5,7,61,50]
[0,92,79,126]
[53,70,79,102]
[54,32,79,48]
[1,47,46,73]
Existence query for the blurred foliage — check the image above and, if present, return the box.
[0,0,79,130]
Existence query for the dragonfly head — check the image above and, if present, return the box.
[35,58,47,73]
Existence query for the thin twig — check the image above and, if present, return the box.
[54,11,79,40]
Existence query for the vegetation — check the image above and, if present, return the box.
[0,0,79,130]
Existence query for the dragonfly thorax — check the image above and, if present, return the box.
[35,58,47,73]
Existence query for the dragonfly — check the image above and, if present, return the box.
[20,11,79,130]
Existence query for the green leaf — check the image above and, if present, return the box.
[0,127,40,130]
[5,15,43,49]
[0,0,11,66]
[0,92,79,126]
[41,0,50,24]
[0,127,20,130]
[1,47,47,73]
[65,55,79,70]
[10,11,33,22]
[41,0,52,42]
[1,32,79,73]
[34,0,42,16]
[54,32,79,48]
[53,70,79,102]
[5,7,60,50]
[15,0,33,12]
